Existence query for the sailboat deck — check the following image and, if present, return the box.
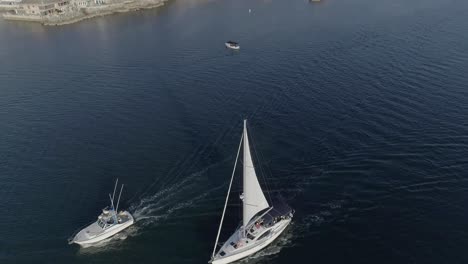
[213,217,292,262]
[217,219,275,256]
[218,227,256,256]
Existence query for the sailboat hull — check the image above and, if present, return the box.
[211,218,291,264]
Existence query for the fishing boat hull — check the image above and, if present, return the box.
[211,218,291,264]
[70,212,134,246]
[225,43,240,50]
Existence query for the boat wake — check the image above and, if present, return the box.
[295,199,347,239]
[238,223,296,263]
[77,160,227,253]
[235,199,347,261]
[129,162,226,229]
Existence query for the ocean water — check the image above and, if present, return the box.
[1,0,468,263]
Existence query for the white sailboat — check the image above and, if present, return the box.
[210,120,294,264]
[69,179,135,246]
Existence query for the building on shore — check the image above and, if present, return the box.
[0,0,22,11]
[2,0,167,25]
[3,0,73,21]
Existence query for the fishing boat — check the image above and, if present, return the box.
[209,120,294,264]
[225,41,240,50]
[68,179,134,246]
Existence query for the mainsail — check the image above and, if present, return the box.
[242,120,270,226]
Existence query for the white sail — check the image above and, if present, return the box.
[243,120,270,227]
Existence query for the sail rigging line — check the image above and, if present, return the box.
[212,133,244,258]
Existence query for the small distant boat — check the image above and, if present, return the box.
[209,120,294,264]
[225,41,240,50]
[68,179,134,246]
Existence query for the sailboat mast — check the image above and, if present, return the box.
[242,119,247,235]
[211,133,244,259]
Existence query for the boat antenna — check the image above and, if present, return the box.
[115,184,124,214]
[108,193,118,223]
[212,132,244,259]
[109,194,116,210]
[111,178,119,205]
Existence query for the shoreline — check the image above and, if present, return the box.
[2,0,167,26]
[46,2,164,26]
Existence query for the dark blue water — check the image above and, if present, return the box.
[1,0,468,263]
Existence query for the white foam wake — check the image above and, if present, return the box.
[129,162,227,229]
